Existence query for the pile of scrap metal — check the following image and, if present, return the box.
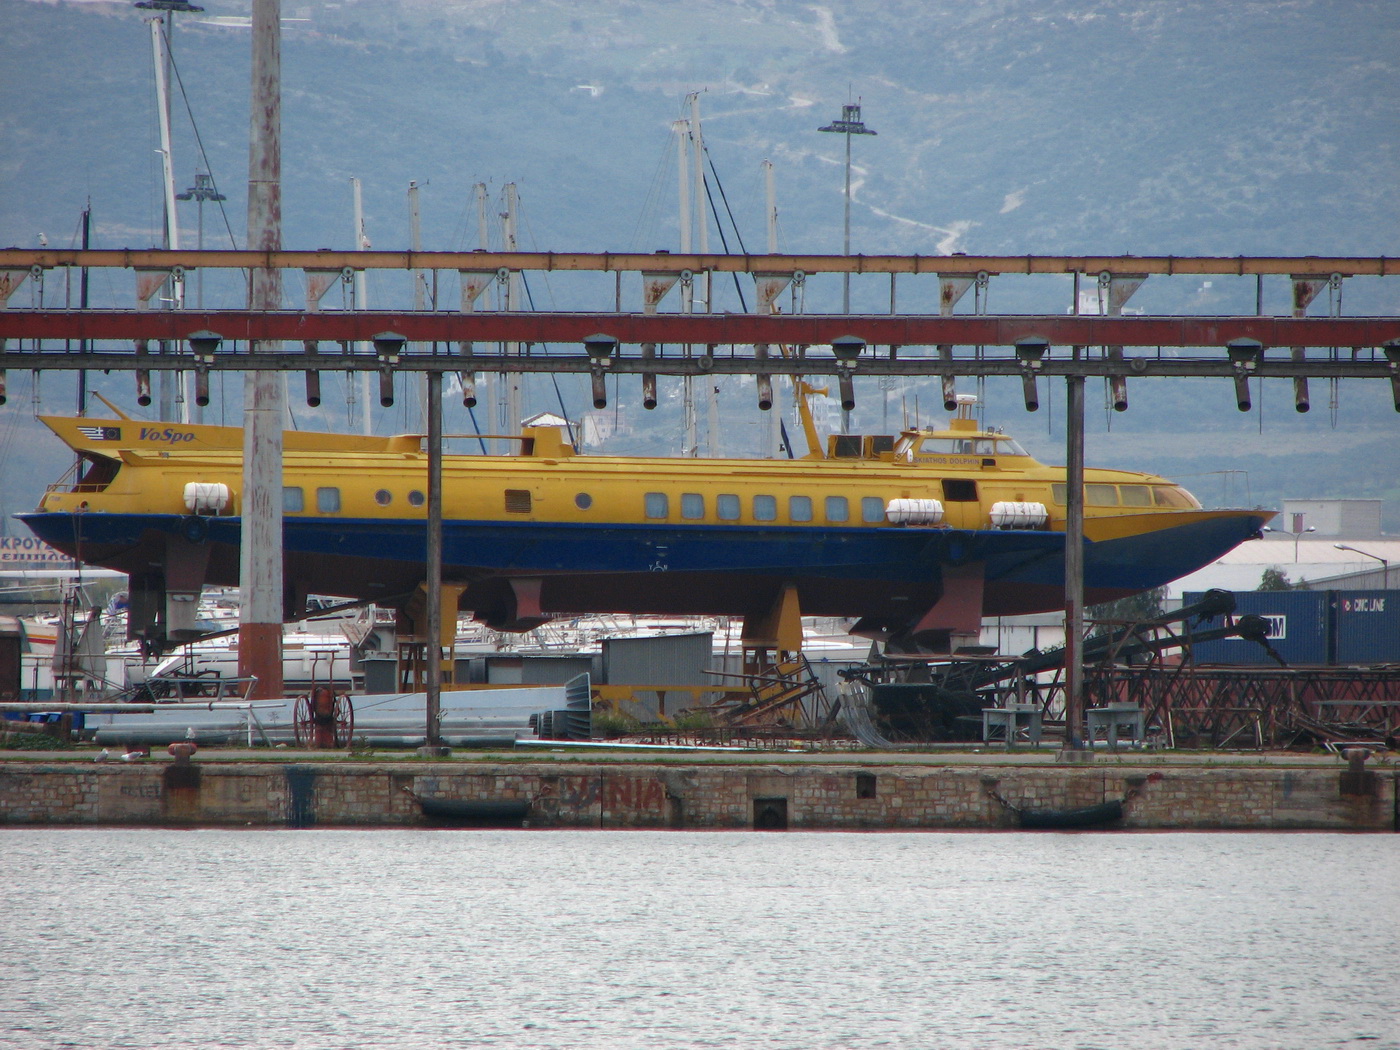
[701,656,831,734]
[838,590,1283,745]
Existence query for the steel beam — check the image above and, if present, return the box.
[2,249,1398,278]
[0,352,1389,379]
[2,311,1398,352]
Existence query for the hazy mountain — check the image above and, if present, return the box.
[1,0,1397,533]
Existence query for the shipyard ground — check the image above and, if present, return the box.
[1,745,1394,831]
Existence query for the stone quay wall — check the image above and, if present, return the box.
[0,760,1394,831]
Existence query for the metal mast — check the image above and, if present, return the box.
[762,158,780,459]
[502,184,522,441]
[676,113,697,456]
[688,93,721,457]
[409,179,426,430]
[474,182,494,444]
[350,176,372,435]
[136,1,202,422]
[176,172,225,423]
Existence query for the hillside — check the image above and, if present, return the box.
[1,0,1397,533]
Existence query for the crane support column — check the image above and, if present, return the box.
[238,0,285,701]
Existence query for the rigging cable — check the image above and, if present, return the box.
[518,204,578,446]
[519,272,578,450]
[466,405,488,455]
[167,35,240,253]
[702,149,751,313]
[628,125,681,252]
[165,29,242,422]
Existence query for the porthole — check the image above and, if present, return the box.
[408,490,425,507]
[374,489,392,506]
[575,493,593,510]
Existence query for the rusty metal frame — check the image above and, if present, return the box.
[3,248,1399,276]
[980,614,1400,749]
[3,250,1396,380]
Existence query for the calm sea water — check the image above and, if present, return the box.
[1,829,1395,1050]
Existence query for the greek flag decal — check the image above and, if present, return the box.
[77,426,121,441]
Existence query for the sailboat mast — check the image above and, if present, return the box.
[408,179,426,430]
[77,204,90,415]
[149,21,181,256]
[475,182,494,445]
[762,159,780,458]
[502,183,522,447]
[350,176,373,436]
[689,93,708,304]
[689,93,720,456]
[675,114,696,456]
[148,16,187,423]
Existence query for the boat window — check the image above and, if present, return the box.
[316,487,341,513]
[1052,483,1066,505]
[681,493,705,520]
[575,493,593,510]
[645,492,669,519]
[972,439,997,455]
[943,479,978,503]
[861,496,884,523]
[996,438,1029,456]
[505,489,533,514]
[1153,486,1199,509]
[375,489,392,506]
[789,495,813,523]
[753,495,777,522]
[283,486,304,513]
[717,494,740,521]
[1086,484,1119,506]
[825,495,849,523]
[1120,485,1152,507]
[919,438,964,454]
[408,490,425,507]
[830,434,862,458]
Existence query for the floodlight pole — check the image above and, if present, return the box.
[818,102,877,315]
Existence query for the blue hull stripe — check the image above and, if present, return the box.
[19,511,1263,595]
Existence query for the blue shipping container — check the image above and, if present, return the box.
[1334,591,1400,665]
[1186,590,1332,666]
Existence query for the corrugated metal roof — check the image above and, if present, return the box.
[1167,538,1400,597]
